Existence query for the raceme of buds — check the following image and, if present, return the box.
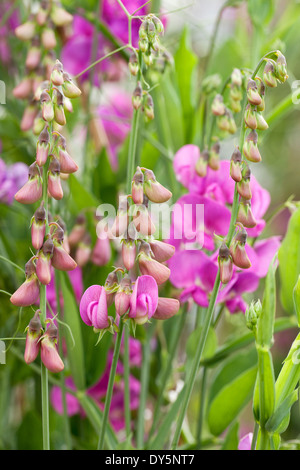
[237,165,252,200]
[31,202,46,250]
[10,258,40,307]
[15,162,43,205]
[230,227,251,269]
[40,321,64,373]
[218,243,233,284]
[24,310,43,364]
[243,130,262,163]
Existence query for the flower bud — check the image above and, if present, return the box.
[152,16,164,35]
[62,73,82,99]
[131,166,144,204]
[26,39,41,70]
[132,81,143,110]
[68,214,86,246]
[237,165,252,200]
[211,94,226,116]
[255,112,268,131]
[133,204,156,236]
[48,156,63,200]
[139,37,149,53]
[115,276,132,316]
[230,226,251,269]
[122,238,136,271]
[143,51,153,67]
[208,142,220,171]
[143,169,172,203]
[217,113,230,132]
[104,271,119,307]
[41,91,54,123]
[10,258,40,307]
[21,104,38,132]
[275,52,288,83]
[15,162,42,204]
[263,61,278,88]
[36,238,54,285]
[138,242,170,285]
[148,240,175,263]
[245,300,262,331]
[218,243,233,284]
[247,79,262,106]
[53,90,66,126]
[231,68,242,87]
[91,236,111,267]
[55,135,78,174]
[24,310,43,364]
[75,234,91,267]
[230,148,242,182]
[13,77,33,99]
[36,2,49,26]
[51,227,77,271]
[41,27,57,50]
[50,5,73,27]
[36,125,50,166]
[243,130,261,163]
[110,196,129,238]
[31,202,46,250]
[40,322,64,373]
[244,104,257,130]
[144,94,155,121]
[237,198,257,228]
[229,85,243,102]
[256,80,265,112]
[195,150,209,178]
[129,52,139,76]
[139,20,150,39]
[15,21,36,41]
[153,297,180,320]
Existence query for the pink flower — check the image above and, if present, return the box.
[80,285,111,330]
[238,432,253,450]
[129,275,159,324]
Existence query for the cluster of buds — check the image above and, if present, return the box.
[132,81,155,122]
[79,166,179,340]
[67,213,112,268]
[195,142,221,177]
[13,0,73,133]
[138,14,164,68]
[24,311,64,373]
[218,224,252,284]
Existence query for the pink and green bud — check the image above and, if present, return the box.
[40,322,64,373]
[132,82,143,110]
[15,21,36,41]
[231,68,242,87]
[24,310,43,364]
[41,91,54,123]
[122,238,136,271]
[10,258,40,307]
[110,197,129,238]
[31,202,46,250]
[153,297,180,320]
[129,52,139,76]
[48,156,63,200]
[195,150,209,178]
[115,276,132,316]
[211,94,226,116]
[244,104,257,130]
[21,104,38,132]
[230,148,242,182]
[104,271,119,307]
[229,85,243,102]
[41,28,57,50]
[91,236,111,267]
[255,112,268,131]
[217,113,230,132]
[256,80,265,112]
[275,52,288,83]
[138,242,170,285]
[138,38,149,53]
[144,94,155,121]
[243,130,262,163]
[152,16,164,35]
[36,2,49,26]
[227,111,237,134]
[263,61,278,88]
[133,203,156,236]
[75,234,91,267]
[129,275,158,325]
[230,227,251,269]
[237,198,257,228]
[26,41,41,70]
[36,238,54,285]
[143,51,153,67]
[50,5,73,27]
[62,73,82,99]
[237,165,252,200]
[13,77,33,99]
[51,227,77,271]
[131,166,144,204]
[247,79,262,106]
[148,240,175,263]
[218,243,233,284]
[208,142,220,171]
[143,169,172,203]
[36,125,50,166]
[68,214,86,246]
[55,135,78,174]
[15,162,42,205]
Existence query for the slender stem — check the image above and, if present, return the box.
[126,108,140,193]
[40,285,50,450]
[75,46,128,80]
[196,367,208,449]
[148,309,186,440]
[251,422,259,450]
[136,322,155,449]
[123,325,131,437]
[97,320,124,450]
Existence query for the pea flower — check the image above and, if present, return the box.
[128,275,159,325]
[80,284,114,331]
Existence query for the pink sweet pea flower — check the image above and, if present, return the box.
[79,285,111,330]
[129,275,159,324]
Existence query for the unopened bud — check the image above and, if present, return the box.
[247,79,262,106]
[62,73,82,99]
[51,60,64,86]
[24,310,43,364]
[211,94,226,116]
[230,148,242,182]
[237,165,252,200]
[48,156,63,200]
[275,52,288,83]
[218,243,233,284]
[132,81,143,110]
[245,300,262,331]
[237,199,257,228]
[31,202,46,250]
[143,169,172,203]
[263,61,278,88]
[230,226,251,269]
[129,52,139,76]
[195,150,209,177]
[131,167,144,204]
[243,130,261,163]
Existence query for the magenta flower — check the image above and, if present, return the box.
[80,284,113,330]
[129,275,159,324]
[0,2,19,64]
[0,158,28,205]
[238,432,253,450]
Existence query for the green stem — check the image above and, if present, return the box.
[97,320,124,450]
[136,322,155,449]
[40,285,50,451]
[148,309,186,440]
[126,108,140,193]
[75,45,128,80]
[123,325,131,437]
[251,422,259,450]
[196,367,208,449]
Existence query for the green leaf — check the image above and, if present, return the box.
[221,421,240,450]
[275,332,300,408]
[207,350,257,436]
[278,206,300,314]
[60,272,86,391]
[266,389,298,434]
[174,27,198,142]
[248,0,274,26]
[256,256,277,348]
[68,174,99,214]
